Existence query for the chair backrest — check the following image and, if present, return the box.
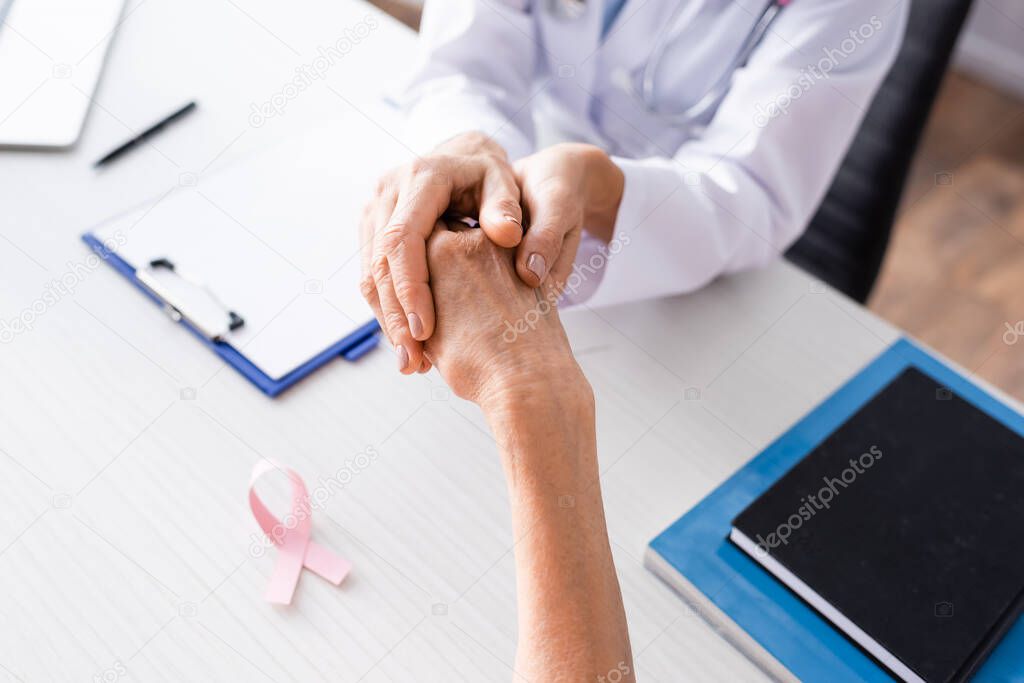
[785,0,976,303]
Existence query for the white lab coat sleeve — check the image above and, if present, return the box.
[575,0,909,310]
[399,0,538,160]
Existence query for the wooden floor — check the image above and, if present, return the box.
[871,72,1024,401]
[366,0,1024,400]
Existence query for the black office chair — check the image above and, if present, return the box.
[785,0,976,303]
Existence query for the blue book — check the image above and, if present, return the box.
[645,339,1024,682]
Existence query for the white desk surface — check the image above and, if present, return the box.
[0,1,910,681]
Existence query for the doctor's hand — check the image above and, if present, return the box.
[511,143,624,291]
[360,132,524,374]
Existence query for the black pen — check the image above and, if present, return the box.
[94,101,197,168]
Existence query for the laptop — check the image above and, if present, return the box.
[0,0,126,147]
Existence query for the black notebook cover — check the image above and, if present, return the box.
[731,367,1024,683]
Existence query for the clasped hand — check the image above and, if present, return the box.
[360,136,634,682]
[359,132,624,382]
[419,220,583,407]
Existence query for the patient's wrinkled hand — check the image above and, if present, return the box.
[423,221,583,407]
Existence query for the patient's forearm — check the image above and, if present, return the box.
[482,373,634,682]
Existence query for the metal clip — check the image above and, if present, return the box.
[136,257,244,341]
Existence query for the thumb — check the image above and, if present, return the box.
[477,163,524,248]
[515,182,580,288]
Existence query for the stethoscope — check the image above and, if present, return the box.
[550,0,791,127]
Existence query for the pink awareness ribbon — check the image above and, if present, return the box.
[249,459,351,604]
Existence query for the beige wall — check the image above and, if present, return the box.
[954,1,1024,97]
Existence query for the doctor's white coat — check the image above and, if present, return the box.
[400,0,908,308]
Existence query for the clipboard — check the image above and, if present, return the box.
[82,110,412,396]
[82,233,380,396]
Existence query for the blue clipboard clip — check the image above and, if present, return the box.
[82,232,380,397]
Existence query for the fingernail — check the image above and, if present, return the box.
[396,345,409,371]
[527,253,547,282]
[504,214,523,231]
[408,312,424,339]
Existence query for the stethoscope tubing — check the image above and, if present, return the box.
[640,0,790,126]
[547,0,790,127]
